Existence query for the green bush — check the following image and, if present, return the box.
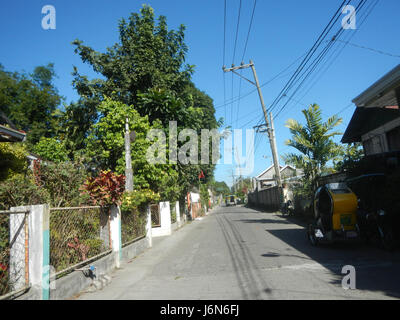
[0,174,50,210]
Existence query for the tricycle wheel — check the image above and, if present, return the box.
[307,224,319,246]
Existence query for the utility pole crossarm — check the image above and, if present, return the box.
[222,63,253,73]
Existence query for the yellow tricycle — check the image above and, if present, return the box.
[307,182,360,246]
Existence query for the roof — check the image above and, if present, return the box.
[352,64,400,107]
[0,124,26,142]
[255,164,298,180]
[341,107,400,143]
[342,65,400,144]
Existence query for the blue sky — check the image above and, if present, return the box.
[1,0,399,186]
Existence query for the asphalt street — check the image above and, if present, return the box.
[77,205,400,300]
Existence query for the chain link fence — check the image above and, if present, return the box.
[49,206,111,276]
[150,204,160,227]
[121,208,146,246]
[0,210,30,299]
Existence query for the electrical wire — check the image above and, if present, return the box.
[274,0,368,119]
[268,0,349,114]
[275,0,377,120]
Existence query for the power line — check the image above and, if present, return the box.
[268,0,349,114]
[284,0,379,118]
[232,0,243,65]
[223,0,227,125]
[274,0,368,119]
[235,0,258,128]
[275,0,377,120]
[331,39,400,58]
[241,0,257,62]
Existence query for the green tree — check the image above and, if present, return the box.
[0,64,63,146]
[33,137,68,163]
[0,143,28,181]
[334,142,364,172]
[283,104,343,193]
[212,180,231,196]
[71,5,193,115]
[85,98,183,200]
[71,5,221,200]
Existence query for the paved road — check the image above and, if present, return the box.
[77,205,400,300]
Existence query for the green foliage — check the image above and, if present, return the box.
[33,137,68,163]
[82,170,125,207]
[284,103,343,191]
[34,160,90,207]
[0,142,28,181]
[0,174,50,210]
[200,183,210,209]
[71,5,220,199]
[71,5,192,109]
[333,142,364,172]
[212,180,231,196]
[0,64,62,146]
[121,189,160,212]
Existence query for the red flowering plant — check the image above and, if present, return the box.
[81,170,125,207]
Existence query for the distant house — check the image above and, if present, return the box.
[254,164,303,190]
[342,64,400,156]
[0,112,26,142]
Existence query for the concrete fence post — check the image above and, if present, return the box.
[109,205,121,268]
[11,204,50,300]
[175,201,181,227]
[146,205,152,248]
[151,201,171,237]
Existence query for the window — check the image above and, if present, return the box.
[386,126,400,152]
[362,135,383,155]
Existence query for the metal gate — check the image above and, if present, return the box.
[0,209,30,300]
[150,204,160,227]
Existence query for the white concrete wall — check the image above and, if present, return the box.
[151,201,171,237]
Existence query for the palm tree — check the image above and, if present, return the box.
[283,104,342,192]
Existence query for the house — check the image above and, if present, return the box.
[254,164,303,190]
[0,112,26,142]
[341,64,400,156]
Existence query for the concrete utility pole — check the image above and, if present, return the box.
[124,117,134,192]
[223,61,282,190]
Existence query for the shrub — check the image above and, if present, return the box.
[0,174,50,210]
[34,160,90,207]
[81,170,125,207]
[33,137,68,163]
[0,143,28,182]
[121,189,160,212]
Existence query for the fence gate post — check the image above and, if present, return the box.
[9,206,29,293]
[11,204,50,300]
[109,205,121,268]
[146,205,152,248]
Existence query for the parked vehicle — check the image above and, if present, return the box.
[307,182,360,246]
[225,195,236,207]
[281,199,294,216]
[346,173,396,251]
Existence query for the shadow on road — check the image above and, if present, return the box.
[266,226,400,299]
[235,218,294,225]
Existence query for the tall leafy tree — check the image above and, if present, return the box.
[71,5,193,113]
[71,5,220,199]
[283,104,343,191]
[0,63,62,146]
